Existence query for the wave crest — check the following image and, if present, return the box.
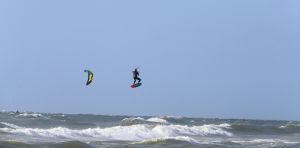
[147,118,168,124]
[279,124,300,129]
[120,117,168,126]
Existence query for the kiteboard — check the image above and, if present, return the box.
[131,83,142,88]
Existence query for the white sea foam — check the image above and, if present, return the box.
[151,123,232,137]
[146,117,168,124]
[0,122,232,141]
[16,113,44,118]
[121,117,168,124]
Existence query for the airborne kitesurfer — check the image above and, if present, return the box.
[132,68,141,84]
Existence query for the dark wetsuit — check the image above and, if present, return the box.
[133,69,141,84]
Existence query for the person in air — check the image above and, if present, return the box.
[132,68,141,84]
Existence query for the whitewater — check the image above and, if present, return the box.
[0,111,300,148]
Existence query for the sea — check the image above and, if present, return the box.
[0,111,300,148]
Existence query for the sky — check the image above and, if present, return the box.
[0,0,299,120]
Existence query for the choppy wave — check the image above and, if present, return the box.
[230,123,300,134]
[16,112,45,118]
[0,140,92,148]
[232,138,300,144]
[131,136,199,145]
[120,117,168,126]
[229,139,300,147]
[161,116,183,119]
[279,123,300,129]
[0,122,232,141]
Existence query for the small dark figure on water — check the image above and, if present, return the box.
[133,68,141,84]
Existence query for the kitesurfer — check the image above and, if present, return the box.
[133,68,141,84]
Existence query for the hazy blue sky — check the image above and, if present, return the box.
[0,0,299,120]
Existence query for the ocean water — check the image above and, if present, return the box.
[0,111,300,148]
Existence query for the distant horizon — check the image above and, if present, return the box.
[1,109,299,122]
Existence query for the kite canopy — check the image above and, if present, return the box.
[84,70,93,86]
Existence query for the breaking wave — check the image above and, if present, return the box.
[0,122,232,141]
